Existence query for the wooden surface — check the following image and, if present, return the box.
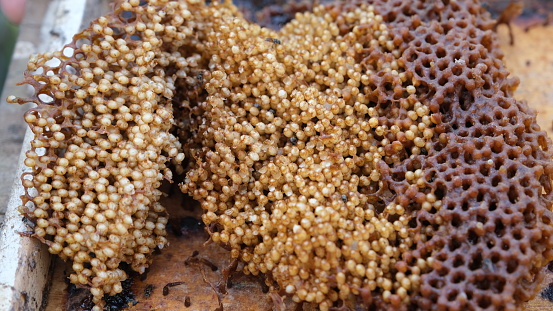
[499,24,553,139]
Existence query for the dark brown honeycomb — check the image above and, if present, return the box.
[339,0,553,310]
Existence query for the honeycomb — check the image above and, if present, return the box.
[179,0,553,309]
[360,0,553,309]
[7,0,553,310]
[6,0,190,309]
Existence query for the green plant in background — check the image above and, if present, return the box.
[0,0,25,93]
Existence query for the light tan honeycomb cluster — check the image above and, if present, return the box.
[9,0,553,310]
[180,1,439,309]
[7,0,195,309]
